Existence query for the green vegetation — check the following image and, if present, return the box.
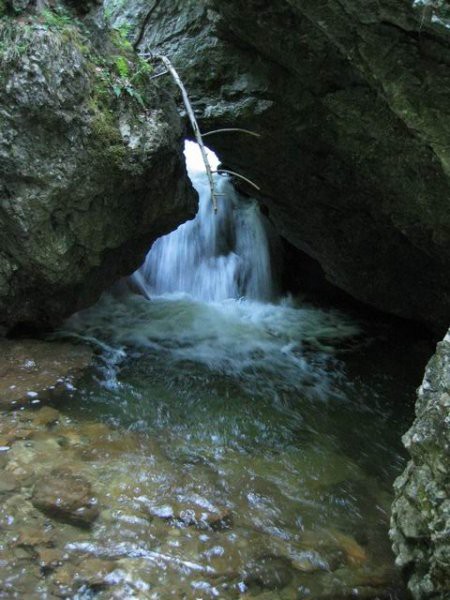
[0,19,32,66]
[88,24,153,111]
[0,4,83,67]
[40,7,75,30]
[0,1,153,109]
[0,0,154,169]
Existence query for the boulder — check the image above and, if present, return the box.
[0,1,196,332]
[243,554,294,591]
[390,329,450,599]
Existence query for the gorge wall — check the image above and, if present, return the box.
[108,0,450,335]
[0,0,195,332]
[391,328,450,599]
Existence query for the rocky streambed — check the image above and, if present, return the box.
[0,302,432,599]
[0,403,404,599]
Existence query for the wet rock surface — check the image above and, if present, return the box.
[32,467,100,527]
[390,329,450,600]
[0,338,93,409]
[0,0,196,333]
[107,0,450,333]
[243,554,294,591]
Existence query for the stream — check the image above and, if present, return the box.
[0,143,428,599]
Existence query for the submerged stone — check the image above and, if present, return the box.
[16,527,55,549]
[32,407,61,427]
[32,467,99,527]
[0,472,18,493]
[0,339,93,409]
[150,502,233,531]
[243,554,294,591]
[38,548,63,573]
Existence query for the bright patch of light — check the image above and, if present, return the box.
[184,140,220,177]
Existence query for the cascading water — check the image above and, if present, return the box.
[133,142,276,303]
[65,141,360,397]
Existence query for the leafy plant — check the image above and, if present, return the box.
[40,7,74,30]
[115,55,129,78]
[0,19,32,66]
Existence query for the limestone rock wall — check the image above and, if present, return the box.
[0,1,196,332]
[390,330,450,599]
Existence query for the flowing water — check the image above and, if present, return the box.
[0,143,427,599]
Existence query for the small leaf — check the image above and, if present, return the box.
[112,84,122,98]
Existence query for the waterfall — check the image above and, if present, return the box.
[133,142,276,302]
[63,141,360,399]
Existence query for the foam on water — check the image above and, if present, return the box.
[64,291,359,398]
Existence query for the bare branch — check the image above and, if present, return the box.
[150,70,169,80]
[141,53,263,211]
[155,55,219,211]
[214,169,261,191]
[203,128,261,138]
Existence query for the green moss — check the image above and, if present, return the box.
[89,104,129,170]
[87,47,152,112]
[91,111,122,146]
[110,25,133,51]
[115,55,129,78]
[0,19,32,66]
[0,0,153,167]
[41,7,74,29]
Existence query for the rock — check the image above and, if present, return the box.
[315,565,405,600]
[109,0,450,332]
[292,550,329,573]
[0,471,18,493]
[206,508,233,531]
[149,502,233,531]
[16,527,55,549]
[52,558,116,593]
[38,548,63,572]
[32,407,61,427]
[74,558,116,587]
[0,338,93,409]
[243,554,293,591]
[328,529,368,567]
[32,467,99,527]
[390,329,450,600]
[0,1,196,333]
[314,587,403,600]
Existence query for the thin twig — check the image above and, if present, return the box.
[214,169,260,191]
[203,128,261,138]
[155,55,219,211]
[150,70,169,80]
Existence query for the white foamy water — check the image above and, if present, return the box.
[132,141,276,302]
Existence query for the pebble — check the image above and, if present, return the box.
[243,555,294,591]
[32,467,99,528]
[0,472,18,493]
[32,407,60,427]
